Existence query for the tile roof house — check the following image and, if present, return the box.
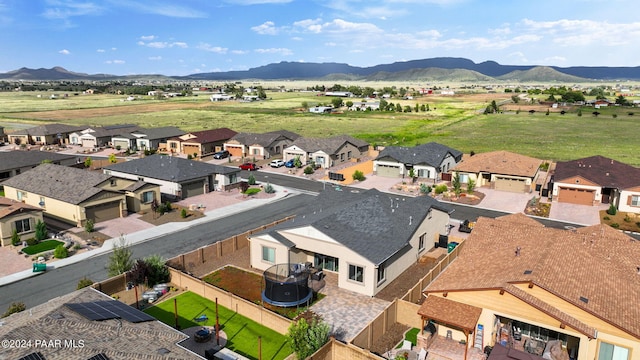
[552,155,640,212]
[282,135,369,169]
[166,128,237,157]
[0,197,43,247]
[374,142,463,180]
[2,164,160,226]
[6,123,87,146]
[224,130,300,160]
[420,213,640,360]
[248,188,452,296]
[111,126,185,151]
[451,151,543,193]
[0,150,79,181]
[0,287,202,360]
[104,154,241,198]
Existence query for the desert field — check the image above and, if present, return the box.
[0,88,638,165]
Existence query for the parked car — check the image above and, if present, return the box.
[285,159,295,168]
[239,162,258,171]
[213,150,230,159]
[142,290,158,302]
[270,159,285,168]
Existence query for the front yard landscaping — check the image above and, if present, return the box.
[600,210,640,232]
[144,291,292,360]
[21,239,64,255]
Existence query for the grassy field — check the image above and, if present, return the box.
[144,291,291,360]
[1,90,638,165]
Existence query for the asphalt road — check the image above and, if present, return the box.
[0,193,315,313]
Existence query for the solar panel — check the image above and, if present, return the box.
[87,353,110,360]
[65,300,154,323]
[18,352,46,360]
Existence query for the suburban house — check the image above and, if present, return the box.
[0,150,79,181]
[309,105,333,113]
[111,126,185,151]
[248,188,453,297]
[224,130,300,160]
[210,93,235,101]
[374,142,463,180]
[0,287,202,359]
[348,100,380,111]
[2,164,160,226]
[6,123,86,146]
[282,135,370,169]
[69,124,140,148]
[420,214,640,360]
[451,151,544,193]
[0,197,43,247]
[104,154,241,199]
[551,155,640,212]
[166,128,237,157]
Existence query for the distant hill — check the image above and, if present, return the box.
[3,57,640,81]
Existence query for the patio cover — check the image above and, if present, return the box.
[487,343,545,360]
[418,296,482,334]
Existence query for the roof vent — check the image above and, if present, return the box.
[523,270,532,275]
[515,246,521,257]
[409,216,412,225]
[158,348,171,355]
[579,296,589,304]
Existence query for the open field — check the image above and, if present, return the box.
[1,90,639,165]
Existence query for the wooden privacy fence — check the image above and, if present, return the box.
[310,337,386,360]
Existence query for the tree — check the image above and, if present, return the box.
[330,97,343,108]
[248,174,256,185]
[287,318,331,360]
[34,219,47,242]
[2,302,26,318]
[452,173,462,197]
[108,153,117,163]
[77,277,94,289]
[352,170,366,181]
[53,244,68,259]
[294,156,303,168]
[511,95,520,104]
[615,95,630,106]
[301,101,309,110]
[107,236,134,277]
[85,219,95,233]
[395,103,402,112]
[345,100,353,108]
[11,229,20,246]
[467,179,476,194]
[84,156,92,168]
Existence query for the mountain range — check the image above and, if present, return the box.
[2,57,640,82]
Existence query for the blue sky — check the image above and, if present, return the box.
[0,0,638,76]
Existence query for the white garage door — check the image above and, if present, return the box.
[494,177,527,193]
[376,164,401,177]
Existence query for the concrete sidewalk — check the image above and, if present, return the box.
[0,184,297,287]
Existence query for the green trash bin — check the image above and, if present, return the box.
[33,263,47,272]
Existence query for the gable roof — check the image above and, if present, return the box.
[130,126,185,140]
[0,150,78,172]
[8,123,86,136]
[258,188,452,265]
[454,151,542,177]
[178,128,237,144]
[553,155,640,190]
[105,154,239,182]
[0,287,198,360]
[81,124,140,138]
[0,197,42,219]
[425,216,640,339]
[289,135,369,154]
[231,130,300,147]
[2,163,115,204]
[376,142,462,167]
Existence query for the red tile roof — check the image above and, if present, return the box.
[179,128,237,144]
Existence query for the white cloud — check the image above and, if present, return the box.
[148,56,162,61]
[140,41,188,49]
[197,43,228,54]
[42,0,104,20]
[58,49,70,55]
[255,48,293,55]
[520,18,640,47]
[231,49,249,54]
[488,25,511,36]
[140,35,156,41]
[111,47,117,51]
[251,21,279,35]
[96,49,105,53]
[105,59,125,64]
[109,1,207,18]
[224,0,292,4]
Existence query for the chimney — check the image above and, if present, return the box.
[515,246,521,257]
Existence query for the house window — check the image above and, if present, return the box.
[16,191,26,201]
[110,179,117,187]
[348,264,364,283]
[314,254,339,272]
[142,191,154,204]
[340,153,345,161]
[253,148,260,155]
[377,264,386,284]
[419,233,426,251]
[262,246,275,263]
[347,151,352,159]
[598,342,629,360]
[170,142,177,149]
[35,136,42,142]
[631,195,640,207]
[14,219,31,234]
[229,174,237,184]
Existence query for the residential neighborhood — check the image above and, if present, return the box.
[1,121,639,360]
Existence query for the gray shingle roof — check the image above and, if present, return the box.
[231,130,300,146]
[9,123,87,136]
[105,154,239,182]
[0,150,78,172]
[290,135,369,154]
[260,188,452,265]
[375,142,462,167]
[2,163,115,204]
[130,126,185,140]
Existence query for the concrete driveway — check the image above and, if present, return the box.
[548,201,607,226]
[474,188,533,214]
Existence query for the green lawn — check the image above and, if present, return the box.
[22,239,64,255]
[144,292,292,360]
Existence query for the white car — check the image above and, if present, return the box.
[270,159,285,168]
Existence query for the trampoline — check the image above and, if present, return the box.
[262,263,313,307]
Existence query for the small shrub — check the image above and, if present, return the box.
[434,184,448,194]
[610,223,620,229]
[85,219,95,233]
[304,165,315,175]
[2,302,26,318]
[352,170,366,181]
[624,215,631,223]
[26,237,38,246]
[115,145,121,151]
[244,188,262,196]
[419,183,432,195]
[180,208,188,218]
[636,222,640,228]
[76,277,94,289]
[73,243,82,250]
[11,229,20,246]
[264,183,275,193]
[53,244,68,259]
[606,204,617,215]
[248,174,256,185]
[35,220,47,241]
[603,216,610,220]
